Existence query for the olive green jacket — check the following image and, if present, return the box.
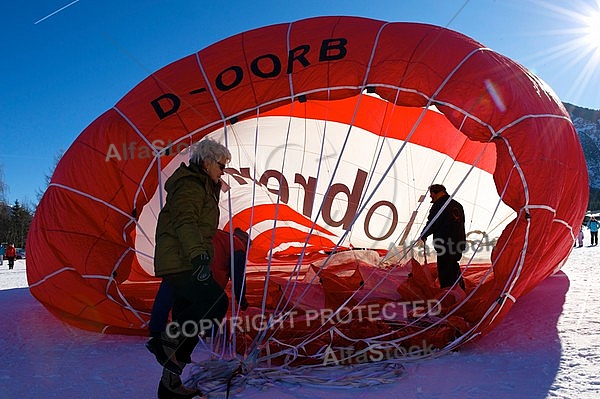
[153,162,221,277]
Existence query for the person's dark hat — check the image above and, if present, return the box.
[428,184,446,194]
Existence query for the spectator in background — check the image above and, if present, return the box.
[5,243,16,270]
[0,243,5,266]
[575,226,584,248]
[588,216,599,246]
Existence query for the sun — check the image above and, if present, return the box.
[532,0,600,60]
[532,0,600,63]
[522,0,600,106]
[581,9,600,54]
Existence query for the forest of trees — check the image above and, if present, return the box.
[590,187,600,212]
[0,200,34,248]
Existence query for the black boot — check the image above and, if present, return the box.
[157,368,201,399]
[146,332,183,375]
[175,335,199,364]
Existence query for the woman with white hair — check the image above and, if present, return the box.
[150,137,231,399]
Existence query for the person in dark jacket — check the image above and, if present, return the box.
[588,216,599,246]
[420,184,466,290]
[150,137,231,399]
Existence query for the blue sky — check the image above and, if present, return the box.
[2,0,600,205]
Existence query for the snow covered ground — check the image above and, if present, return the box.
[1,245,599,398]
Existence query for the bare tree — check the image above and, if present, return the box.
[0,164,7,204]
[0,165,9,243]
[36,149,64,203]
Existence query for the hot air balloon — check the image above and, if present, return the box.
[27,15,587,379]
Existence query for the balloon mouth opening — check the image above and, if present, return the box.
[135,96,508,277]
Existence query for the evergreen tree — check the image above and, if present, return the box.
[5,200,33,248]
[589,187,600,213]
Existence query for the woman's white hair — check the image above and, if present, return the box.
[189,138,231,166]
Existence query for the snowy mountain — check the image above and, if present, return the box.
[564,103,600,189]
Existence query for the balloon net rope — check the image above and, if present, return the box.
[184,357,405,397]
[179,97,522,389]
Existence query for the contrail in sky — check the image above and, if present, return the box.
[34,0,80,24]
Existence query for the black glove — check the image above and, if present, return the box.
[191,252,212,282]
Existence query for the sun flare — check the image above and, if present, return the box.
[525,0,600,106]
[535,0,600,59]
[582,11,600,53]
